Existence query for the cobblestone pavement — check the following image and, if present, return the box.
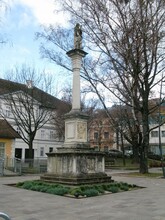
[0,169,165,220]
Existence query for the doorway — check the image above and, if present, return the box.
[15,148,22,159]
[25,149,34,159]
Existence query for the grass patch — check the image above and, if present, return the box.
[120,172,163,178]
[105,157,139,169]
[15,180,141,198]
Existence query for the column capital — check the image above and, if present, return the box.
[66,49,88,58]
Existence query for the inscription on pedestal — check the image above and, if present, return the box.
[77,157,87,173]
[87,158,95,172]
[66,122,75,139]
[77,122,86,140]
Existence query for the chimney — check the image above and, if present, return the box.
[26,80,33,89]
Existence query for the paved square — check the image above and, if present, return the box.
[0,170,165,220]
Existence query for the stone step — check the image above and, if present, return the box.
[41,173,113,185]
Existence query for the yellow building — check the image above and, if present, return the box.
[0,119,21,159]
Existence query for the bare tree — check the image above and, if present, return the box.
[37,0,165,173]
[52,84,100,140]
[4,64,55,95]
[0,0,10,44]
[0,66,65,160]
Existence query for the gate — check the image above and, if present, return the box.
[0,157,4,176]
[14,157,22,175]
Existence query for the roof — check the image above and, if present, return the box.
[0,78,68,110]
[0,119,21,139]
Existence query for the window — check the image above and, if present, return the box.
[0,143,5,158]
[40,147,44,156]
[94,132,98,140]
[162,131,165,137]
[6,105,11,117]
[49,147,53,153]
[151,131,158,137]
[16,127,21,134]
[41,130,45,139]
[36,109,39,118]
[104,132,109,139]
[50,131,55,139]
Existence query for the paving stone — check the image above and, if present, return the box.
[0,169,164,220]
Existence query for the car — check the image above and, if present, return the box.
[148,151,161,160]
[124,149,133,157]
[108,149,123,158]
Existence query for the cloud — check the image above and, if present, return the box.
[18,10,34,28]
[14,0,70,27]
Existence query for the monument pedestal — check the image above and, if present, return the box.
[41,111,112,185]
[41,147,112,185]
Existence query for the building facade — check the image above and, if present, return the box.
[0,79,69,160]
[89,115,115,151]
[89,105,165,155]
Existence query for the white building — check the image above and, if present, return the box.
[150,124,165,154]
[0,79,69,160]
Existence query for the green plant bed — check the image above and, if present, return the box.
[148,159,165,168]
[15,180,141,199]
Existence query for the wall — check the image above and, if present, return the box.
[0,138,13,158]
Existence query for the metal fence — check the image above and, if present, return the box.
[0,157,47,176]
[0,157,4,176]
[20,158,47,174]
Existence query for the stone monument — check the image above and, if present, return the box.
[41,24,112,185]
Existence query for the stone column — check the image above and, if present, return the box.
[67,49,87,112]
[64,49,88,147]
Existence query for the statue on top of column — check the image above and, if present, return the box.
[74,23,82,49]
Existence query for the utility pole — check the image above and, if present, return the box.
[158,77,165,178]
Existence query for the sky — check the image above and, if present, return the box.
[0,0,71,94]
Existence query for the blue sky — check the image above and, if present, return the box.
[0,0,71,93]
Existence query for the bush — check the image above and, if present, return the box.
[46,187,69,196]
[39,187,48,192]
[148,153,161,161]
[94,185,105,193]
[16,180,138,198]
[83,189,99,197]
[108,186,119,193]
[120,185,129,191]
[16,182,24,187]
[21,181,34,189]
[69,188,83,198]
[79,185,91,191]
[101,183,116,190]
[52,187,70,196]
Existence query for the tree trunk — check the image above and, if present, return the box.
[121,131,126,166]
[139,143,148,173]
[132,144,139,164]
[28,140,34,168]
[139,99,149,173]
[28,142,34,159]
